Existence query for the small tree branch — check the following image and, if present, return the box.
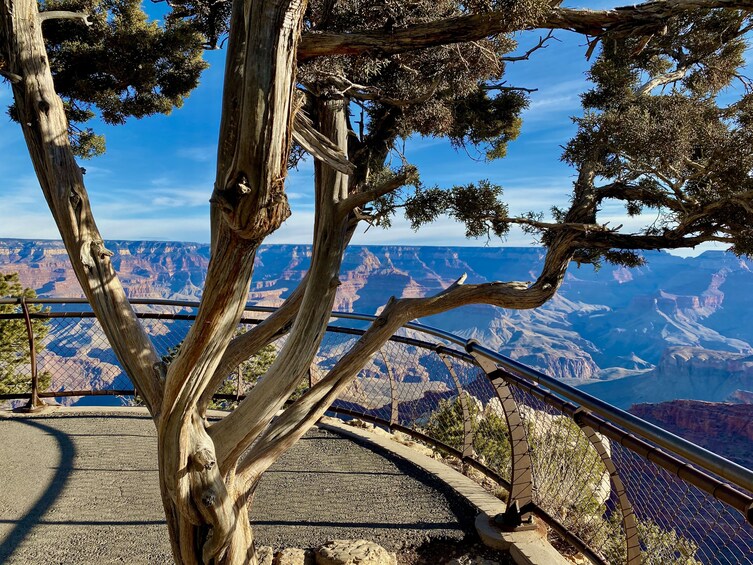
[500,30,556,62]
[505,216,620,233]
[293,111,355,175]
[575,230,733,250]
[481,82,539,93]
[337,166,418,216]
[314,73,441,107]
[596,181,685,212]
[0,69,21,82]
[638,67,691,95]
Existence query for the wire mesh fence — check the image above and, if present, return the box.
[1,300,752,564]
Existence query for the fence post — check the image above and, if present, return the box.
[379,351,399,428]
[469,348,534,525]
[17,297,47,412]
[577,416,642,565]
[437,352,474,460]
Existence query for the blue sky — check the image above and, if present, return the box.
[0,3,736,254]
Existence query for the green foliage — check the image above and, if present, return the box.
[297,1,543,240]
[404,180,510,240]
[5,0,208,157]
[562,10,753,258]
[602,514,701,565]
[0,274,51,396]
[212,343,277,411]
[448,89,527,160]
[423,392,511,475]
[424,394,700,564]
[529,414,611,542]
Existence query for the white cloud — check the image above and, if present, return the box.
[523,79,586,122]
[176,146,217,163]
[150,176,174,187]
[96,215,210,242]
[148,188,211,209]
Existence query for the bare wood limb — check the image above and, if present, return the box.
[210,98,355,474]
[237,168,608,479]
[481,82,539,93]
[38,11,91,25]
[638,67,690,95]
[500,30,556,62]
[298,0,753,60]
[0,69,21,82]
[197,273,308,414]
[293,111,355,174]
[208,0,302,241]
[236,245,579,485]
[505,216,620,233]
[156,2,310,555]
[314,73,441,107]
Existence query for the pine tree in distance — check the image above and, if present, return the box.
[0,273,50,397]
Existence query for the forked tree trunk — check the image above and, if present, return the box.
[158,409,258,565]
[1,0,588,561]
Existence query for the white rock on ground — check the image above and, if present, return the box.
[275,547,315,565]
[315,539,397,565]
[257,546,274,565]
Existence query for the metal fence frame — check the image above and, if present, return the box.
[1,297,752,564]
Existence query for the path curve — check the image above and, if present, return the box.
[0,411,478,564]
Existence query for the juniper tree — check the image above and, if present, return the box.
[0,273,50,396]
[2,0,753,563]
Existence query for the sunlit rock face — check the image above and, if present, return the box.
[630,399,753,468]
[2,239,753,387]
[580,347,753,408]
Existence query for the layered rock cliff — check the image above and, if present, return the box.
[630,400,753,468]
[2,239,753,387]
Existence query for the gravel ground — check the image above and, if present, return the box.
[0,412,485,564]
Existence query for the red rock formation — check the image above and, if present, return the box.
[630,400,753,467]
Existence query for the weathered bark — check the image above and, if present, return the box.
[211,97,353,472]
[232,164,607,483]
[197,274,308,414]
[154,0,311,560]
[0,0,163,414]
[298,0,753,61]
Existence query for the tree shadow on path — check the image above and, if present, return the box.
[0,418,75,564]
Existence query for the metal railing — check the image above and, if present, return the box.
[1,297,752,564]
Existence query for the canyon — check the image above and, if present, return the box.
[2,238,753,455]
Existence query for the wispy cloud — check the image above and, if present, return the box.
[176,146,217,163]
[523,79,586,122]
[149,188,211,209]
[150,176,174,187]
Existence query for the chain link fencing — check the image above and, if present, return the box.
[0,299,752,564]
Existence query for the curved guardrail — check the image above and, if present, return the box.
[0,297,752,564]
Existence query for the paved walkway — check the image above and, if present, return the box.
[0,411,478,564]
